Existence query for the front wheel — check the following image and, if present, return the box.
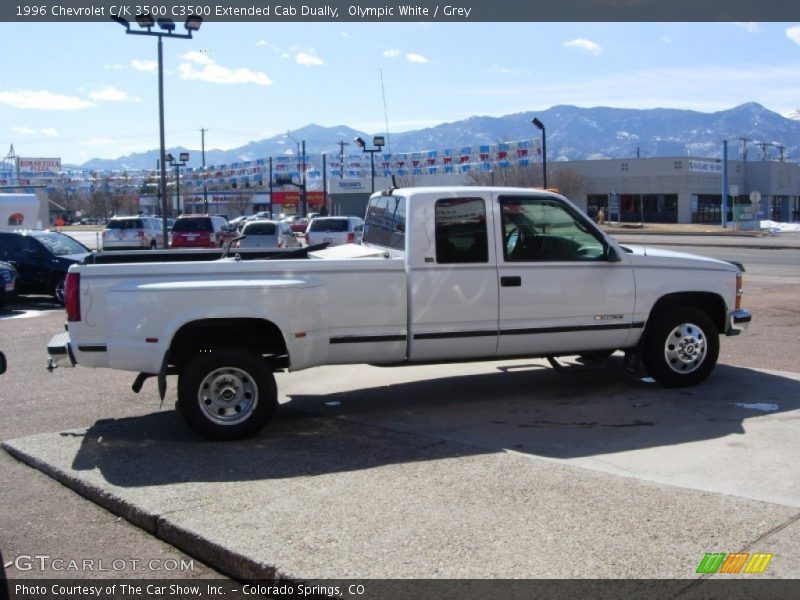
[177,348,277,440]
[641,307,719,387]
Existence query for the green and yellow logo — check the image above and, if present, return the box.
[696,552,773,574]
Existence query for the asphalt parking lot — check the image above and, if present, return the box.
[1,236,799,594]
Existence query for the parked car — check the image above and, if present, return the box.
[235,220,301,249]
[228,216,249,231]
[102,216,166,250]
[170,215,238,248]
[0,230,90,304]
[305,216,364,247]
[289,218,310,233]
[0,260,18,309]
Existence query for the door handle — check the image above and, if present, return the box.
[500,276,522,287]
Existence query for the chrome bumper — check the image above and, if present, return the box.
[47,331,76,370]
[725,309,752,336]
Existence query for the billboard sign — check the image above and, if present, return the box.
[18,157,62,173]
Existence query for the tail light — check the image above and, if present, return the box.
[735,273,743,310]
[347,232,355,243]
[65,272,81,322]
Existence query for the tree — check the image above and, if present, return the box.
[466,163,585,201]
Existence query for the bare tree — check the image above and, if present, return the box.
[466,163,585,201]
[228,193,253,217]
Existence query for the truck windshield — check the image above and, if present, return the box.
[362,195,406,250]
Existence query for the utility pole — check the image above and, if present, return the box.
[338,140,349,179]
[776,144,786,162]
[200,127,208,212]
[739,137,750,199]
[757,142,770,161]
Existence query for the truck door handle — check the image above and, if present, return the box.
[500,276,522,287]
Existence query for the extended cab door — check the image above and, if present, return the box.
[407,193,499,361]
[495,193,637,356]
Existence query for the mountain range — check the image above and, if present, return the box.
[76,102,800,172]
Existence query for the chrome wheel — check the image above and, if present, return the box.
[197,367,258,426]
[54,279,66,305]
[664,322,707,374]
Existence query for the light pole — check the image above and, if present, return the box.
[112,13,202,246]
[354,136,385,194]
[287,132,308,217]
[166,152,189,215]
[531,117,547,190]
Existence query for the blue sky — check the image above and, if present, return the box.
[1,21,800,165]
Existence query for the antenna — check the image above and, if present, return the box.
[380,68,391,153]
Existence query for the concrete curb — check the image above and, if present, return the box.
[1,438,272,582]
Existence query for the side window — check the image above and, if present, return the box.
[500,196,607,262]
[363,195,405,250]
[435,197,488,264]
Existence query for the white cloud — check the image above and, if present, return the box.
[661,35,673,44]
[406,53,429,64]
[179,52,272,85]
[787,25,800,45]
[295,52,324,67]
[563,38,604,56]
[735,22,762,34]
[256,39,268,46]
[383,49,401,58]
[131,59,157,73]
[0,89,95,110]
[12,126,58,137]
[88,86,130,102]
[340,32,351,39]
[104,64,124,70]
[80,137,116,147]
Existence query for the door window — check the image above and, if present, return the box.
[499,197,607,262]
[435,198,488,264]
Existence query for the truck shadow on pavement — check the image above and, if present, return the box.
[61,361,800,488]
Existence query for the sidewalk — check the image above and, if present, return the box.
[4,359,800,581]
[602,223,800,249]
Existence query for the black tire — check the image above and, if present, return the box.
[641,307,719,388]
[53,278,66,306]
[177,348,277,440]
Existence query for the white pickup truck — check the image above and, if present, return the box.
[47,187,751,440]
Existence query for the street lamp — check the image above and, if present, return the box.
[166,152,189,215]
[287,132,308,217]
[531,117,547,190]
[354,135,385,194]
[112,13,203,246]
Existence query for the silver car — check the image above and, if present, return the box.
[305,216,364,247]
[236,219,301,249]
[102,216,166,250]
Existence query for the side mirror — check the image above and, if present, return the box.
[607,245,621,263]
[0,351,7,375]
